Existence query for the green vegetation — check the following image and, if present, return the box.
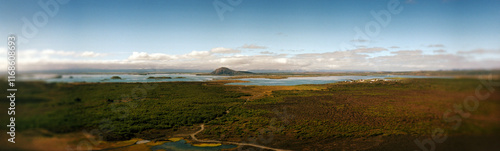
[1,77,499,150]
[111,76,122,79]
[0,81,248,141]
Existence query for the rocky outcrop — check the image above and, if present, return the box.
[210,67,253,76]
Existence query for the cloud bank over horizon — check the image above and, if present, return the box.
[2,45,499,72]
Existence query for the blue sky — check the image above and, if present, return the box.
[1,0,499,71]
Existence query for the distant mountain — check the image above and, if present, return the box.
[210,67,254,75]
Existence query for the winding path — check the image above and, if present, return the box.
[190,124,291,151]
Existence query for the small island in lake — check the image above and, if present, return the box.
[147,76,172,79]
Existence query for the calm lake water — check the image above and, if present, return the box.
[19,74,443,86]
[19,74,226,83]
[225,75,440,86]
[150,140,237,151]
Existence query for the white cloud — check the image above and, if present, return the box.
[187,51,211,57]
[390,50,423,56]
[41,49,76,56]
[457,49,500,54]
[210,47,241,54]
[80,51,107,57]
[0,47,6,56]
[2,47,500,72]
[352,47,387,53]
[16,49,107,59]
[274,58,288,64]
[128,52,177,60]
[369,53,470,70]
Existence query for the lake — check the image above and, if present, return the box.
[225,75,441,86]
[18,74,445,86]
[19,74,227,83]
[150,140,237,151]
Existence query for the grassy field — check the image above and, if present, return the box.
[200,78,500,150]
[0,77,499,150]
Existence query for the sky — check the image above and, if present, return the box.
[1,0,499,71]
